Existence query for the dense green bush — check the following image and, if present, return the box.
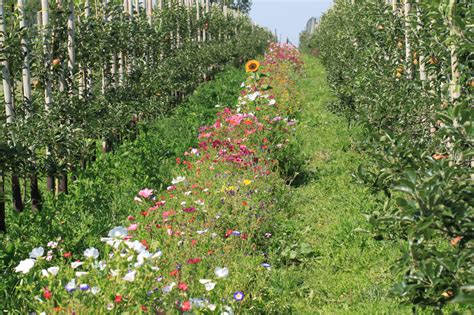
[303,0,473,310]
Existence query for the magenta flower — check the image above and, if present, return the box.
[127,224,138,231]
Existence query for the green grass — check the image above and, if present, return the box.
[267,55,410,314]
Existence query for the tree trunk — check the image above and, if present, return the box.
[11,175,23,212]
[0,171,6,232]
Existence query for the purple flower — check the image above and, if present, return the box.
[234,291,245,301]
[79,284,90,291]
[232,231,241,236]
[262,263,271,269]
[183,207,196,213]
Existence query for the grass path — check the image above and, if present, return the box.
[272,56,410,314]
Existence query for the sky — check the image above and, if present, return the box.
[250,0,333,46]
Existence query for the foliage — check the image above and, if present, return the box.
[304,0,473,311]
[2,44,305,313]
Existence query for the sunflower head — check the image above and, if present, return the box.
[245,60,260,73]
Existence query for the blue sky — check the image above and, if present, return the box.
[250,0,333,46]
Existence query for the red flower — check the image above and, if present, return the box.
[170,269,179,277]
[181,300,192,311]
[176,157,181,164]
[187,257,202,264]
[63,252,72,258]
[114,294,122,303]
[191,239,197,246]
[225,229,233,238]
[43,288,52,300]
[241,233,248,240]
[178,282,189,291]
[141,305,148,311]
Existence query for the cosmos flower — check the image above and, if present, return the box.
[127,224,138,231]
[123,270,136,282]
[234,291,245,301]
[65,279,76,292]
[71,261,84,269]
[138,188,154,199]
[29,247,44,259]
[47,241,58,248]
[199,279,216,291]
[84,247,99,260]
[171,176,186,185]
[107,226,128,239]
[214,267,229,278]
[14,259,35,274]
[41,266,59,277]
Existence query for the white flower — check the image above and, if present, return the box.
[197,229,209,235]
[47,241,58,248]
[151,250,163,259]
[75,271,89,277]
[108,226,128,238]
[134,196,142,203]
[65,279,76,292]
[195,199,205,206]
[180,201,187,206]
[199,279,216,291]
[204,282,216,291]
[162,282,176,293]
[125,240,147,254]
[123,270,136,282]
[14,259,35,274]
[91,286,101,295]
[84,247,99,260]
[208,304,216,311]
[42,266,59,277]
[184,191,192,196]
[71,261,84,269]
[214,267,229,278]
[135,250,151,267]
[93,260,107,271]
[29,247,44,259]
[171,176,186,185]
[222,306,234,315]
[269,99,276,105]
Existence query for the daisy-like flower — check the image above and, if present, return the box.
[65,279,76,292]
[108,226,128,239]
[47,241,58,248]
[41,266,59,277]
[123,270,136,282]
[91,286,100,295]
[71,261,84,269]
[14,259,35,274]
[138,188,153,199]
[84,247,99,260]
[199,279,216,291]
[234,291,245,301]
[29,247,44,259]
[171,176,186,185]
[214,267,229,278]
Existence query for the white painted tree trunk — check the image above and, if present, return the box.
[68,0,75,95]
[0,0,14,125]
[404,0,411,79]
[18,0,32,109]
[41,0,52,109]
[416,0,426,81]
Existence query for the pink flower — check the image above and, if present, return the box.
[138,188,153,199]
[127,224,138,231]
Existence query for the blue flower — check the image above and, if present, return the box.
[233,291,245,301]
[79,284,90,291]
[261,263,271,269]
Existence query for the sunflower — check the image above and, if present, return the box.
[245,60,260,73]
